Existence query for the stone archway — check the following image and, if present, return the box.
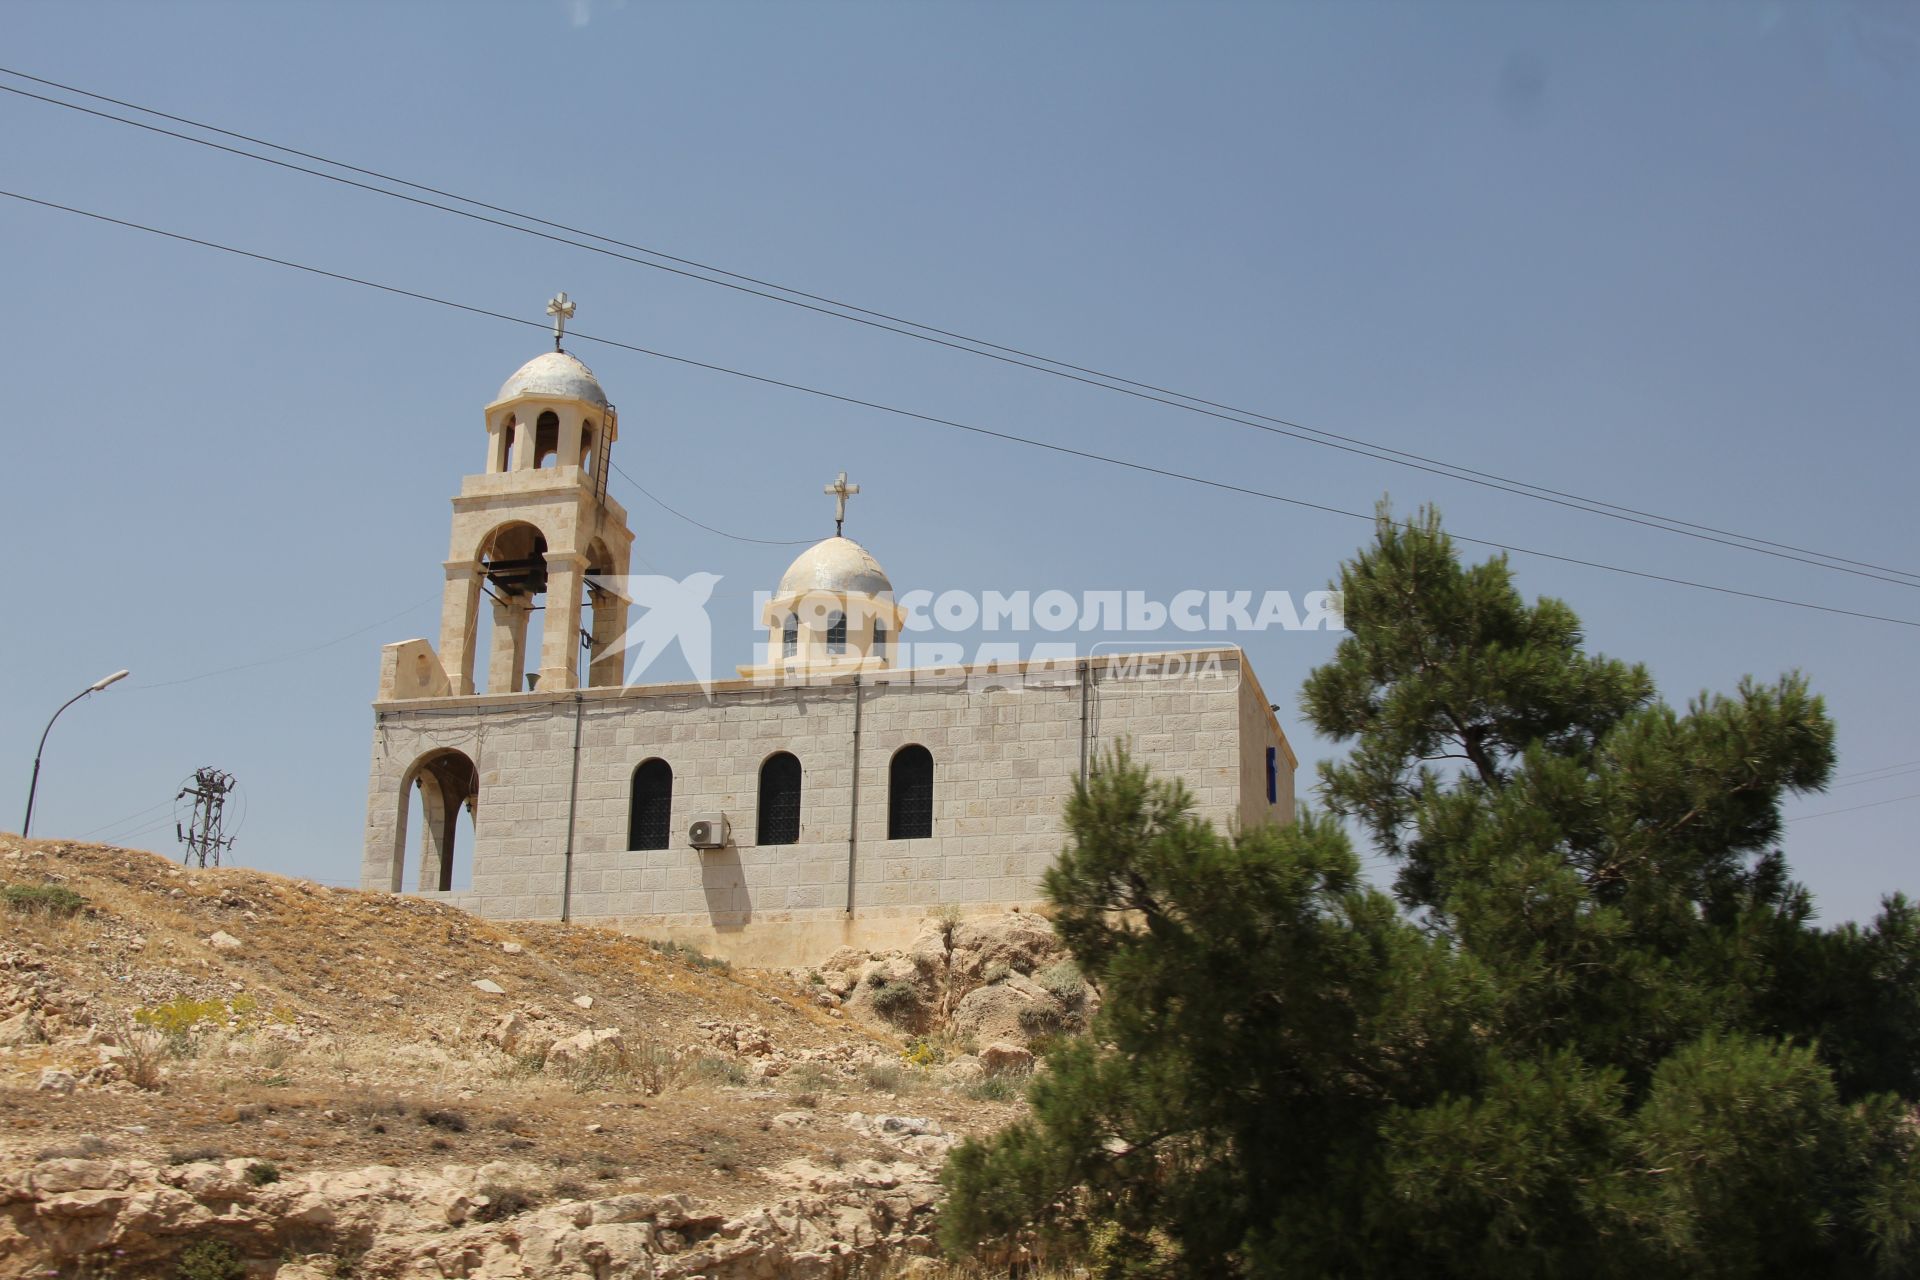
[393,748,479,893]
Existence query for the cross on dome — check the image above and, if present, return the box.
[546,292,576,352]
[824,471,860,536]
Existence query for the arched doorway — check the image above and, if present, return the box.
[393,748,479,893]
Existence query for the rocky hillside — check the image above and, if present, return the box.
[0,836,1085,1279]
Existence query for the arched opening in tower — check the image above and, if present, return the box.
[477,521,548,694]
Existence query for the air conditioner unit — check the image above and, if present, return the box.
[688,813,730,849]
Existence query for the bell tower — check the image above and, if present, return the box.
[429,295,634,696]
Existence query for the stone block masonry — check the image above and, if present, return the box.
[364,648,1294,966]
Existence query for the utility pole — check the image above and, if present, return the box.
[176,768,236,868]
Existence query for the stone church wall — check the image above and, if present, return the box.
[363,648,1289,965]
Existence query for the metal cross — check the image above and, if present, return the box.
[546,292,576,351]
[824,471,860,536]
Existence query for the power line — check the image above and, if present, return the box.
[1789,792,1920,823]
[1832,764,1920,791]
[3,67,1915,589]
[6,185,1919,633]
[77,796,175,839]
[128,592,439,691]
[1832,758,1920,783]
[608,460,814,546]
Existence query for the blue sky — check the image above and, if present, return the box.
[1,1,1914,919]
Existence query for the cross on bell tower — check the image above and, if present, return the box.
[546,291,576,352]
[825,471,860,536]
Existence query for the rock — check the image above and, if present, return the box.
[948,914,1060,980]
[951,981,1044,1046]
[544,1027,624,1068]
[483,1010,529,1050]
[820,946,867,975]
[980,1041,1034,1074]
[36,1067,78,1094]
[572,994,594,1009]
[0,1009,48,1046]
[500,941,524,955]
[940,1056,986,1086]
[471,978,506,995]
[207,930,243,952]
[27,1159,130,1194]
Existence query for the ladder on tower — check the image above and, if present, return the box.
[593,403,615,514]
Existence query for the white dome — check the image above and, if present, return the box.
[777,537,893,599]
[493,351,609,409]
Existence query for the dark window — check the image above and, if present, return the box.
[782,613,799,658]
[888,744,934,840]
[629,758,673,850]
[1266,746,1278,805]
[758,751,802,845]
[826,610,847,655]
[535,410,560,468]
[873,623,887,661]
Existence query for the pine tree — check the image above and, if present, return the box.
[941,506,1920,1277]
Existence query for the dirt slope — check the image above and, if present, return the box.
[0,836,1038,1278]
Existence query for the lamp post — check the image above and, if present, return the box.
[21,669,130,838]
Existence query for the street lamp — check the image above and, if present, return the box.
[21,669,130,839]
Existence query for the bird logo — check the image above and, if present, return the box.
[589,573,724,695]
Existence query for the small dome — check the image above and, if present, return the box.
[493,351,608,409]
[777,536,893,599]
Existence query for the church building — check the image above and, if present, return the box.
[361,300,1297,963]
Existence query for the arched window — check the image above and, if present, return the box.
[888,744,934,840]
[757,751,802,845]
[782,613,799,659]
[496,414,517,472]
[535,410,560,468]
[826,610,847,655]
[628,758,673,851]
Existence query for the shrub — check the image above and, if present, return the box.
[167,1146,224,1165]
[551,1177,591,1201]
[472,1183,537,1222]
[1036,960,1086,1005]
[419,1108,469,1133]
[645,938,731,973]
[1017,1003,1070,1037]
[964,1074,1024,1103]
[902,1037,944,1067]
[981,961,1011,986]
[704,1137,742,1172]
[870,980,921,1023]
[104,1014,167,1090]
[3,882,87,917]
[558,1038,681,1095]
[136,995,262,1058]
[175,1239,245,1280]
[245,1160,280,1186]
[784,1061,832,1094]
[863,1062,912,1094]
[684,1054,746,1087]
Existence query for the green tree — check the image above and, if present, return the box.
[942,507,1920,1277]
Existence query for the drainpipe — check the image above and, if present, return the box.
[1078,658,1092,782]
[560,692,584,923]
[845,675,864,915]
